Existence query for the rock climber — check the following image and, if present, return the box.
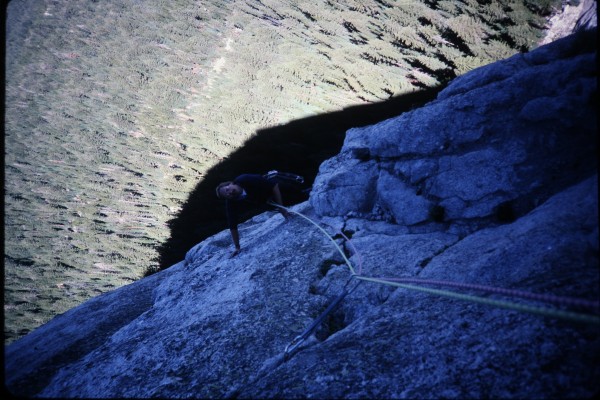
[216,173,291,257]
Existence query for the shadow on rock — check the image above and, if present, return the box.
[155,86,445,271]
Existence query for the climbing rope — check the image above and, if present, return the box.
[355,276,600,325]
[270,202,355,275]
[339,229,363,275]
[284,278,361,358]
[362,276,600,309]
[270,203,600,327]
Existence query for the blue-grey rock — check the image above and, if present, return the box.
[239,176,599,400]
[376,169,432,225]
[4,28,598,400]
[310,155,379,217]
[310,29,597,231]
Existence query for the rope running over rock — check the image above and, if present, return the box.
[271,203,600,326]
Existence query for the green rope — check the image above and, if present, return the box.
[355,275,600,325]
[270,202,356,275]
[270,203,600,325]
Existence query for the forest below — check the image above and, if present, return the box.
[4,0,566,344]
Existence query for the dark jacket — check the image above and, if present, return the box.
[225,174,276,229]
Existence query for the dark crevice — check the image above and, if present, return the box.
[319,260,340,278]
[418,242,457,270]
[314,308,347,341]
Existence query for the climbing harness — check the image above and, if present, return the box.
[263,170,305,185]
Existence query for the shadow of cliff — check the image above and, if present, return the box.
[156,86,446,271]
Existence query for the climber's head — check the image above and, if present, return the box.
[216,181,242,199]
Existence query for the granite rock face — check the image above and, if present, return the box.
[311,29,597,233]
[4,29,598,399]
